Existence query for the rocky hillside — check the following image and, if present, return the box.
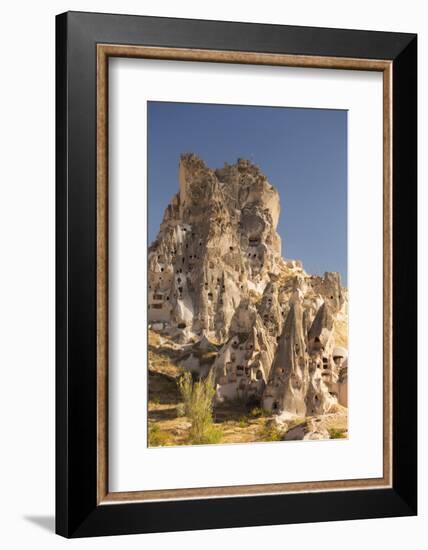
[148,154,348,418]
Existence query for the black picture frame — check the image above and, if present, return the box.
[56,10,417,538]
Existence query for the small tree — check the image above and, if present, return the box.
[177,370,222,444]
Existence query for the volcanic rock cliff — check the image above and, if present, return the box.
[148,154,348,415]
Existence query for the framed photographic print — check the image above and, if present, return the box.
[56,11,417,538]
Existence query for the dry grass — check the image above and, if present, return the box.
[328,427,347,439]
[148,329,184,406]
[148,424,173,447]
[148,417,191,446]
[258,419,283,442]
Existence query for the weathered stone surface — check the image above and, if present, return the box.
[283,409,348,441]
[148,153,348,416]
[148,154,284,342]
[263,303,308,415]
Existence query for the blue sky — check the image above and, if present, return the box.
[148,102,347,286]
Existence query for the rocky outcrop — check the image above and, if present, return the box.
[148,154,285,342]
[148,153,348,416]
[263,303,308,415]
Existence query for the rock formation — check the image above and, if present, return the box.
[148,153,348,416]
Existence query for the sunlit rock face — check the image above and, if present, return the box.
[148,154,284,341]
[148,153,348,414]
[263,303,308,415]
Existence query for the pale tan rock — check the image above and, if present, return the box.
[148,154,348,416]
[148,154,284,341]
[284,420,330,441]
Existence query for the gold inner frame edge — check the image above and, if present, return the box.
[96,44,393,504]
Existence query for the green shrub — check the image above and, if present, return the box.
[177,370,222,445]
[259,420,283,442]
[191,425,223,445]
[328,428,347,439]
[238,416,250,428]
[176,402,186,417]
[148,423,171,447]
